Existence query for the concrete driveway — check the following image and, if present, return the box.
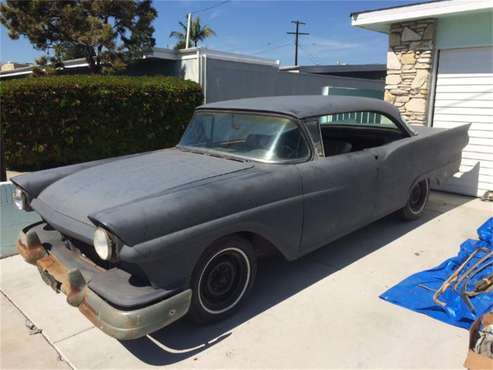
[1,191,492,369]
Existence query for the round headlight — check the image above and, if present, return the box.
[13,187,27,210]
[93,227,113,261]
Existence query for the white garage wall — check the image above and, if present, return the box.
[436,12,493,50]
[432,46,493,197]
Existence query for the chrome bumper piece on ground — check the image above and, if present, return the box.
[17,223,192,340]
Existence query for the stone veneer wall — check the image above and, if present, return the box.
[384,19,437,125]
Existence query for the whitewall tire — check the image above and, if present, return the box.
[189,236,257,324]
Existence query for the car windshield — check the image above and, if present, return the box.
[178,111,309,162]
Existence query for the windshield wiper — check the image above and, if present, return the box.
[177,146,250,163]
[204,151,249,163]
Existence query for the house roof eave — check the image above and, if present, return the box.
[351,0,493,33]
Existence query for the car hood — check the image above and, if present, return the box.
[37,149,253,225]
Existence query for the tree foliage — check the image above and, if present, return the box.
[0,0,157,74]
[170,15,216,50]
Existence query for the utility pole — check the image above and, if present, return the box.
[185,12,192,49]
[287,20,309,66]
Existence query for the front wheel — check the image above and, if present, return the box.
[400,179,430,221]
[189,236,257,324]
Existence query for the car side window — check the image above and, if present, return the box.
[320,111,398,129]
[316,111,404,158]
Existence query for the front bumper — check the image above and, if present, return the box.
[17,222,192,340]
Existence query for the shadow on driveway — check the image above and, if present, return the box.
[121,195,469,365]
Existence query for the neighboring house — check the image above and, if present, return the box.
[281,63,387,99]
[0,61,31,72]
[352,0,493,197]
[0,58,89,78]
[0,47,384,104]
[164,48,384,103]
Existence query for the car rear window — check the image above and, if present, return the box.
[319,111,399,129]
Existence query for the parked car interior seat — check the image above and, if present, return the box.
[323,139,353,156]
[321,126,404,156]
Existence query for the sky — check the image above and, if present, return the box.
[0,0,429,67]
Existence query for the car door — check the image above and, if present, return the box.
[296,117,380,255]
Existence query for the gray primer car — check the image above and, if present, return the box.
[13,95,468,339]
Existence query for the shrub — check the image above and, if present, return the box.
[0,75,203,170]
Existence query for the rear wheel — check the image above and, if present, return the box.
[189,236,257,324]
[400,179,430,220]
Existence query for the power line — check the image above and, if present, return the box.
[298,44,321,65]
[192,0,231,14]
[249,36,291,55]
[250,41,291,56]
[287,20,309,66]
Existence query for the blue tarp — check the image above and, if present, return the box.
[380,217,493,329]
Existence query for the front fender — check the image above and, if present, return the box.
[121,200,303,289]
[91,164,304,289]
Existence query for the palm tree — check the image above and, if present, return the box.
[170,16,216,50]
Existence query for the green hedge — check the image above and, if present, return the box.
[0,75,203,170]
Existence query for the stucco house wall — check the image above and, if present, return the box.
[204,58,384,103]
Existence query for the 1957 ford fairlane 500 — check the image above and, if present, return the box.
[12,96,469,339]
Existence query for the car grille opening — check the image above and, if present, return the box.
[63,235,150,284]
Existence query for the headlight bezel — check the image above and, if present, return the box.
[93,227,120,261]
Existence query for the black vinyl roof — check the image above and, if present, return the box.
[198,95,403,121]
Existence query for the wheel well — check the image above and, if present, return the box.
[234,231,282,259]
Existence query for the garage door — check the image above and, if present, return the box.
[432,46,493,197]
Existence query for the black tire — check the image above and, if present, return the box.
[400,179,430,221]
[188,235,257,324]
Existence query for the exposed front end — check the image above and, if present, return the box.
[17,222,192,340]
